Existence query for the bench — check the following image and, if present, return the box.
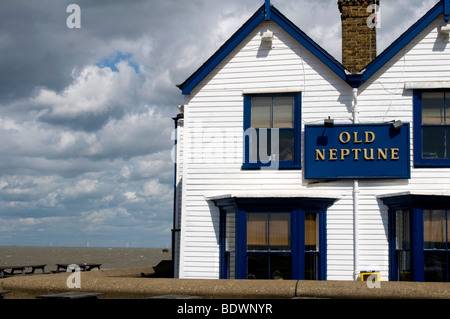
[55,263,102,273]
[0,290,10,299]
[36,291,103,299]
[0,264,47,277]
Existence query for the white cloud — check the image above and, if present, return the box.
[82,208,130,225]
[124,191,137,201]
[34,61,144,131]
[138,179,171,198]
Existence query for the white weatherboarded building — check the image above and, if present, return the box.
[173,0,450,282]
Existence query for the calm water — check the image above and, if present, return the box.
[0,246,171,271]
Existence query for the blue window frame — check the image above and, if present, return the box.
[413,90,450,167]
[384,194,450,282]
[216,198,332,280]
[242,93,301,170]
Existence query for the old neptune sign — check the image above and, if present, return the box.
[305,123,410,179]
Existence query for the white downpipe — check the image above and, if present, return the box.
[353,180,360,280]
[352,87,360,281]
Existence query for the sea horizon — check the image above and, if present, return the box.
[0,246,172,270]
[0,244,169,249]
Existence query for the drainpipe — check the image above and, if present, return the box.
[352,87,360,281]
[172,111,183,278]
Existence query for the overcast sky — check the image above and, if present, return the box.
[0,0,438,248]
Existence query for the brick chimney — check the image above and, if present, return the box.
[338,0,378,73]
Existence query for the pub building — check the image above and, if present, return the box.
[172,0,450,282]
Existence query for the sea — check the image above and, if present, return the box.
[0,246,171,271]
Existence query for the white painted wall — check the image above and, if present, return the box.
[177,15,450,280]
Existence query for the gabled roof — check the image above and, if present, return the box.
[177,0,450,93]
[356,0,448,87]
[177,3,348,95]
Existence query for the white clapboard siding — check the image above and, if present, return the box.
[179,20,355,280]
[178,14,450,281]
[353,17,450,279]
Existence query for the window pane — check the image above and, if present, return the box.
[247,254,268,279]
[305,253,319,280]
[269,213,291,251]
[274,129,295,161]
[424,251,447,282]
[396,210,411,281]
[247,213,268,250]
[270,254,292,279]
[397,251,412,281]
[422,127,445,158]
[305,213,319,251]
[273,97,294,128]
[422,92,444,125]
[447,127,450,159]
[251,97,271,128]
[423,210,446,250]
[396,210,410,250]
[249,129,271,163]
[258,129,271,162]
[252,129,295,162]
[447,92,450,124]
[225,213,236,251]
[226,252,236,279]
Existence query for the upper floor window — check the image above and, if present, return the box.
[414,90,450,167]
[243,93,301,169]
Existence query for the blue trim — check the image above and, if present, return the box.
[219,211,227,279]
[387,208,398,281]
[305,123,411,180]
[413,90,450,167]
[297,211,305,280]
[291,210,301,279]
[236,210,247,280]
[177,6,265,95]
[236,209,327,280]
[319,209,327,280]
[265,0,271,21]
[381,194,450,282]
[359,1,443,87]
[177,4,348,94]
[213,197,336,280]
[346,74,363,89]
[413,90,423,167]
[269,7,347,82]
[445,0,450,22]
[411,208,424,282]
[243,94,252,166]
[242,92,301,170]
[178,1,448,92]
